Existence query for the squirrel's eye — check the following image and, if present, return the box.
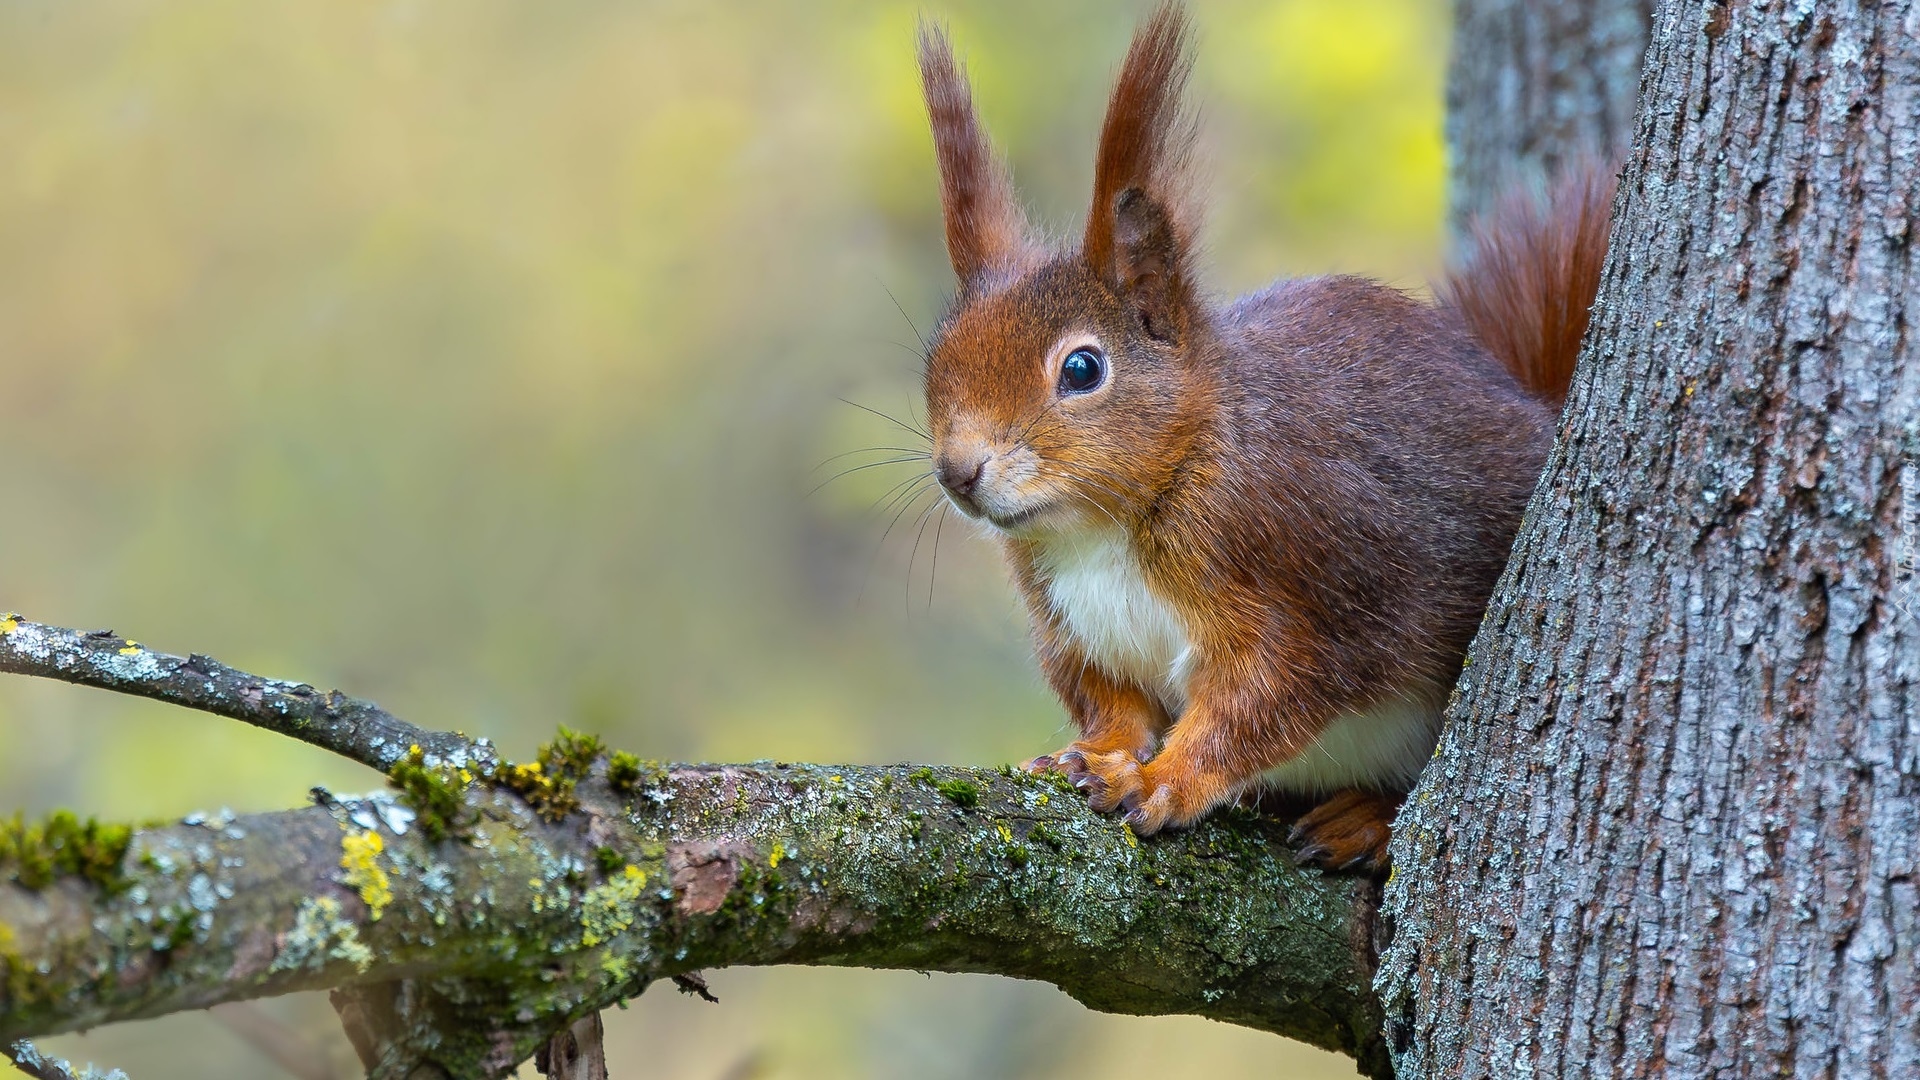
[1058,347,1105,394]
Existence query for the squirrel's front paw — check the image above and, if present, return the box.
[1050,747,1147,814]
[1026,735,1146,776]
[1115,756,1231,835]
[1052,749,1198,834]
[1021,751,1065,774]
[1113,757,1198,834]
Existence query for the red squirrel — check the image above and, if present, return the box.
[915,3,1612,868]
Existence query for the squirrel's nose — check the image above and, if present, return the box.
[936,452,988,500]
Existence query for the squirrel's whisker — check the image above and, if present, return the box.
[869,473,937,521]
[905,495,945,615]
[811,446,932,473]
[838,397,931,442]
[806,456,933,500]
[877,279,929,353]
[857,485,940,610]
[927,504,950,613]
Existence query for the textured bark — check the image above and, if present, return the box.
[1447,0,1652,223]
[0,618,484,773]
[1383,0,1920,1075]
[0,622,1389,1078]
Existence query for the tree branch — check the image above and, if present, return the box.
[0,616,488,772]
[4,1039,127,1080]
[0,619,1387,1077]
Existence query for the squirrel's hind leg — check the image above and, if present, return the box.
[1288,789,1403,872]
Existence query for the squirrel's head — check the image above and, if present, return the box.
[917,5,1207,537]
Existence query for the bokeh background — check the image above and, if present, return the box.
[0,0,1447,1075]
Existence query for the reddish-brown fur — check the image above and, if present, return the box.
[915,3,1615,869]
[1442,162,1617,406]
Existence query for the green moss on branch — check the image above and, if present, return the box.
[0,812,132,893]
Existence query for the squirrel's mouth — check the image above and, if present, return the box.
[929,484,1036,530]
[983,494,1074,534]
[944,486,1046,531]
[985,505,1041,530]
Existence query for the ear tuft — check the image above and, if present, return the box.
[1083,4,1198,267]
[1083,3,1201,339]
[918,22,1035,288]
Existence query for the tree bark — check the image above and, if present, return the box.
[1447,0,1652,222]
[1383,0,1920,1075]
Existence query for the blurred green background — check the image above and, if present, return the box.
[1,0,1446,1075]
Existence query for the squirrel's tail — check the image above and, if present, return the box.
[1440,158,1618,407]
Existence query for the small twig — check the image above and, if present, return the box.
[4,1040,127,1080]
[0,616,488,772]
[670,972,719,1004]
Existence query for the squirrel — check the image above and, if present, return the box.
[913,2,1613,869]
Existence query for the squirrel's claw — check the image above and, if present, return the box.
[1076,751,1143,812]
[1291,842,1332,866]
[1117,783,1176,833]
[1036,743,1184,828]
[1288,789,1401,873]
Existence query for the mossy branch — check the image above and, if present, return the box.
[0,619,1387,1078]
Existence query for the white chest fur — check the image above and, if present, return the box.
[1028,526,1441,797]
[1032,527,1192,712]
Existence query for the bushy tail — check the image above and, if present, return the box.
[1440,159,1618,407]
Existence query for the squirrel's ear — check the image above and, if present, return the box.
[1083,3,1199,344]
[918,23,1034,289]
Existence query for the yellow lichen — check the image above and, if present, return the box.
[579,864,647,947]
[769,842,785,869]
[339,830,391,921]
[0,615,18,635]
[118,641,141,655]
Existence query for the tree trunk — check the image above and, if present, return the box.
[1383,0,1920,1075]
[1447,0,1652,222]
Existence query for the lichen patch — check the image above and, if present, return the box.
[338,830,392,921]
[579,864,647,947]
[272,896,373,973]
